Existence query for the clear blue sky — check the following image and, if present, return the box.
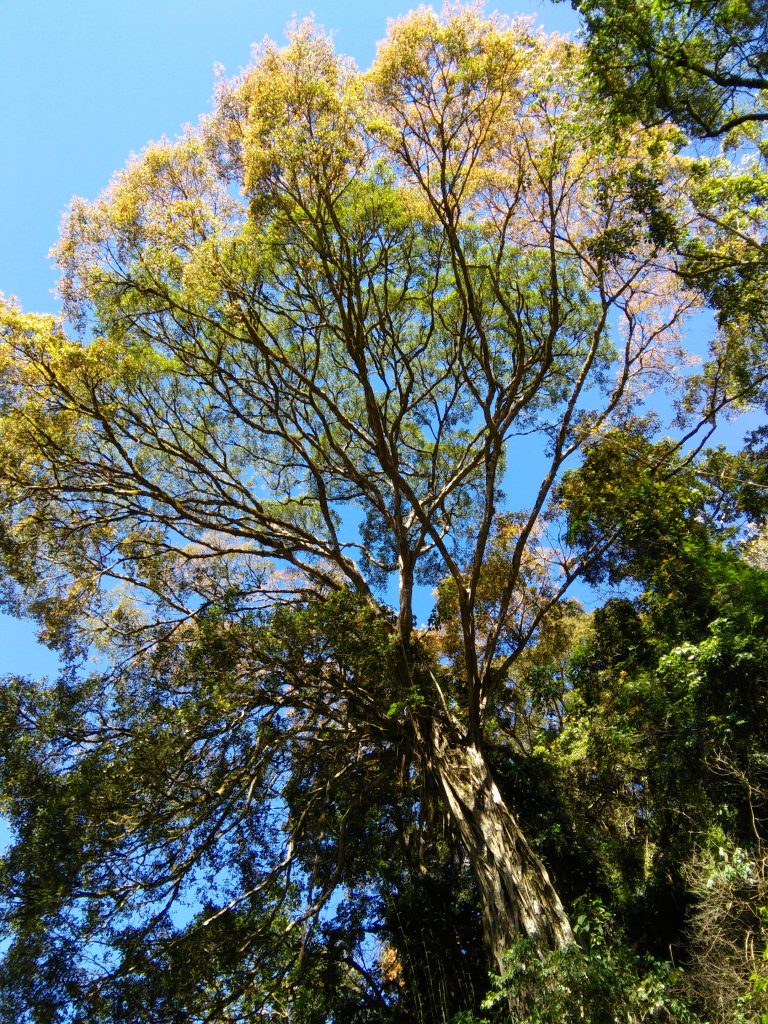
[0,0,580,679]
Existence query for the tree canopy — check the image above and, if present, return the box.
[568,0,768,141]
[0,7,766,1023]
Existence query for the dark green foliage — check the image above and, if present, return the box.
[480,898,703,1024]
[559,429,711,590]
[0,587,493,1022]
[561,586,768,946]
[490,747,614,911]
[382,857,488,1024]
[0,631,310,1021]
[557,433,768,985]
[569,0,768,140]
[569,0,768,441]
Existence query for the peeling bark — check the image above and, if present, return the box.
[428,718,573,972]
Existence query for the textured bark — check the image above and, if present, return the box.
[429,719,573,971]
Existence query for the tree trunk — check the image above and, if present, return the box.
[427,718,573,972]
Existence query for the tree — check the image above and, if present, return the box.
[568,0,768,438]
[567,0,768,141]
[553,430,768,1020]
[0,8,726,1019]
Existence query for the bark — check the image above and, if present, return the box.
[427,717,573,972]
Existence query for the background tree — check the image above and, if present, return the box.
[568,0,768,462]
[545,429,768,1019]
[0,7,744,1020]
[567,0,768,140]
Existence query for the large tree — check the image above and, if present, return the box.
[0,8,731,1019]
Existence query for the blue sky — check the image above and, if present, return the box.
[0,0,580,679]
[0,0,579,313]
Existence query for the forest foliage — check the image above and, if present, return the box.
[0,3,767,1022]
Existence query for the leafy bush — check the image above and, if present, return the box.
[476,899,703,1024]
